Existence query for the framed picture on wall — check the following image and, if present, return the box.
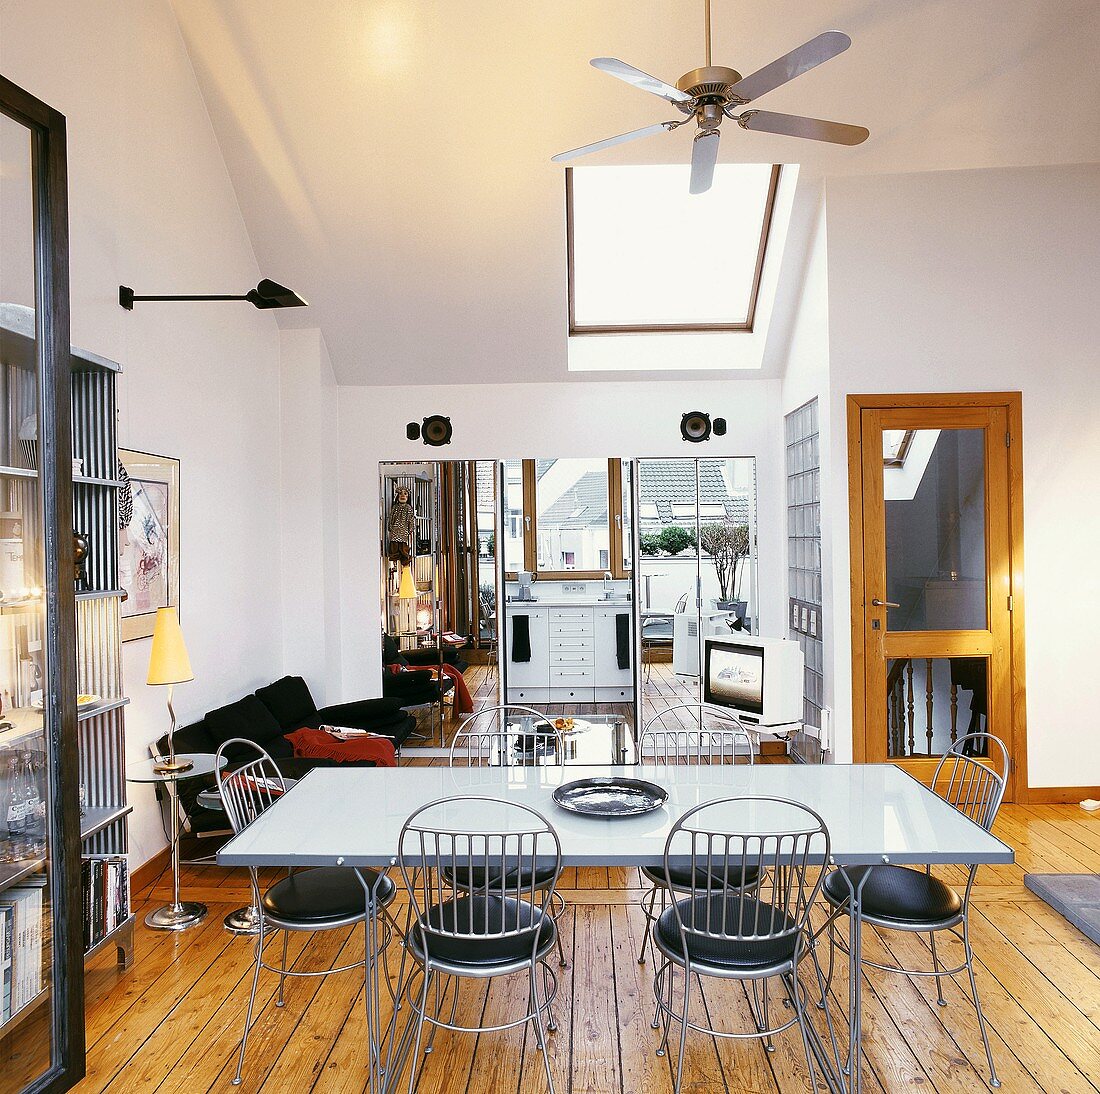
[118,448,180,641]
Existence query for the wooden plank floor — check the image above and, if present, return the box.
[78,801,1100,1093]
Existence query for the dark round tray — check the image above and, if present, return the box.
[552,777,668,818]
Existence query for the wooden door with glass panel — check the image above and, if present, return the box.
[853,401,1015,796]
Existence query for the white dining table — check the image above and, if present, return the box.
[219,762,1014,1094]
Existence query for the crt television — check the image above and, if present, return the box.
[703,636,804,727]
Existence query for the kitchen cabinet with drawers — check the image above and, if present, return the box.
[505,601,634,704]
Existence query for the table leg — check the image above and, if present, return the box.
[353,863,398,1094]
[145,779,207,930]
[841,867,872,1094]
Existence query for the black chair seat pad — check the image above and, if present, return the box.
[441,857,560,893]
[657,894,799,969]
[823,865,962,925]
[262,867,394,924]
[410,895,554,967]
[642,862,761,891]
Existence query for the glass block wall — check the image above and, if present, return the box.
[785,398,824,763]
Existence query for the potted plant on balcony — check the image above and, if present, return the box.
[698,521,751,619]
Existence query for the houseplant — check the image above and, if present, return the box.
[698,520,751,616]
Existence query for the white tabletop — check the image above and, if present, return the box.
[218,763,1013,869]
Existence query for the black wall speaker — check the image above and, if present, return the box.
[421,415,453,447]
[680,410,712,443]
[713,417,727,437]
[405,422,421,441]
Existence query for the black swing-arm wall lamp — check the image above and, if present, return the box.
[119,278,308,310]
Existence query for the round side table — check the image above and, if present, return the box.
[129,753,227,930]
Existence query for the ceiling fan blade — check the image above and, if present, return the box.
[738,109,868,145]
[727,31,852,104]
[551,121,675,162]
[590,57,693,103]
[689,130,720,195]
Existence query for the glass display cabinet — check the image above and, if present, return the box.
[0,74,86,1092]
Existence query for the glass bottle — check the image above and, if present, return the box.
[5,753,26,860]
[24,753,44,856]
[0,752,12,863]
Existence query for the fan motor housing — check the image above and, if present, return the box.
[675,66,742,105]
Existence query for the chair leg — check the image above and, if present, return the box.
[750,979,774,1052]
[554,908,568,968]
[929,930,947,1006]
[424,972,444,1054]
[820,914,839,1000]
[407,969,433,1094]
[806,934,842,1077]
[787,970,821,1093]
[276,929,290,1007]
[541,961,558,1032]
[963,920,1001,1088]
[528,965,557,1094]
[233,925,265,1086]
[655,961,673,1051]
[638,885,657,966]
[673,965,692,1094]
[640,883,668,968]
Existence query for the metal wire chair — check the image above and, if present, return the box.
[819,732,1010,1088]
[448,704,566,767]
[393,795,563,1094]
[636,703,758,967]
[652,796,836,1094]
[215,739,397,1087]
[448,705,568,967]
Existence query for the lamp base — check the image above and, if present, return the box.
[146,901,206,931]
[152,758,194,775]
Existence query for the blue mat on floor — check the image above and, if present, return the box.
[1024,874,1100,946]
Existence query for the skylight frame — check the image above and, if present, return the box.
[565,163,782,336]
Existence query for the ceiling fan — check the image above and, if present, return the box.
[552,0,869,194]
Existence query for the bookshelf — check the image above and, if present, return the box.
[0,302,134,1048]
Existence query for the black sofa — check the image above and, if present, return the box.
[157,675,416,840]
[381,634,457,707]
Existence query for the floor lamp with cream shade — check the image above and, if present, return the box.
[149,606,194,774]
[137,607,216,930]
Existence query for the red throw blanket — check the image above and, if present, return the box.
[440,662,474,715]
[387,661,473,715]
[284,727,397,768]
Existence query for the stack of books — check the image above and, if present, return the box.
[81,858,129,953]
[0,878,45,1024]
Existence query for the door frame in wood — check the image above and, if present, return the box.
[847,392,1027,801]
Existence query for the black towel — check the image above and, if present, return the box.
[511,614,532,663]
[616,613,631,670]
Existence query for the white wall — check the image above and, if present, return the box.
[825,162,1100,788]
[336,379,787,701]
[779,182,839,755]
[0,0,285,864]
[280,328,341,702]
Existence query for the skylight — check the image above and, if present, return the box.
[567,163,780,334]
